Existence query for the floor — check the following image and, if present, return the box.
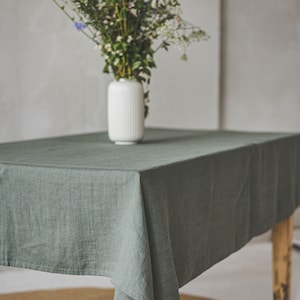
[1,230,300,300]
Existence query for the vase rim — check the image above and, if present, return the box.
[117,78,136,82]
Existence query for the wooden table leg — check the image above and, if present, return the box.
[272,215,294,300]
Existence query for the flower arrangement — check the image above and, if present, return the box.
[52,0,209,116]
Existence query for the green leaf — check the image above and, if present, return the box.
[144,91,150,98]
[137,75,146,82]
[103,64,110,73]
[112,43,119,51]
[132,61,142,70]
[142,68,151,76]
[144,104,149,118]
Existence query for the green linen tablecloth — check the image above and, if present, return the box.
[0,128,300,300]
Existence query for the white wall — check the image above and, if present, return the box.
[221,0,300,132]
[148,0,220,130]
[0,0,220,143]
[0,0,109,142]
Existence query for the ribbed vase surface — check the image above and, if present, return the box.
[108,79,144,145]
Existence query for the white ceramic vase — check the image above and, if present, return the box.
[107,79,144,145]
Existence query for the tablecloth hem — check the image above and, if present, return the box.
[0,260,112,278]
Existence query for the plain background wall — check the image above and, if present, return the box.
[221,0,300,132]
[0,0,220,143]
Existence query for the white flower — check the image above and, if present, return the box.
[113,58,120,66]
[127,35,133,43]
[97,2,106,10]
[128,2,135,8]
[104,43,112,52]
[116,50,123,56]
[151,0,157,8]
[130,8,137,16]
[116,36,122,42]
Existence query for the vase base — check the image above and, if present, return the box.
[115,141,137,145]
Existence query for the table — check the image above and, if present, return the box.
[0,128,299,300]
